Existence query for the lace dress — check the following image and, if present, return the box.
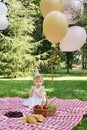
[23,86,46,108]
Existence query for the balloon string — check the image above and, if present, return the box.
[51,44,59,82]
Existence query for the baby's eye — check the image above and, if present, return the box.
[36,81,38,83]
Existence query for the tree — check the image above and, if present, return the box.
[0,0,34,77]
[23,0,53,72]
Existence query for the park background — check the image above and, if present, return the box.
[0,0,87,129]
[0,0,87,78]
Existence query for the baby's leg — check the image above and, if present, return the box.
[23,99,29,107]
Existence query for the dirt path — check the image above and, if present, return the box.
[0,76,87,80]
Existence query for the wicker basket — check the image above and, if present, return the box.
[33,107,56,117]
[33,96,57,117]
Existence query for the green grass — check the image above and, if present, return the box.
[0,79,87,100]
[0,78,87,129]
[43,69,87,77]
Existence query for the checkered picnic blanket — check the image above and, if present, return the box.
[0,97,87,130]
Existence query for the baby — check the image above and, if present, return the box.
[23,68,46,108]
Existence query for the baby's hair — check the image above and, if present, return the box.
[33,75,43,81]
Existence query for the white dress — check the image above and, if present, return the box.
[23,86,46,108]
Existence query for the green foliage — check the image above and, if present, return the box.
[0,0,35,77]
[48,104,57,110]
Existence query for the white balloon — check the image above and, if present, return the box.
[60,26,87,52]
[0,2,8,16]
[0,15,9,30]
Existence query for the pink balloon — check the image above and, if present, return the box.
[60,26,86,52]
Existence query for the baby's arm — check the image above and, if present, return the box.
[34,88,46,98]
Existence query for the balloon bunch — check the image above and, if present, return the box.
[40,0,87,52]
[0,1,9,30]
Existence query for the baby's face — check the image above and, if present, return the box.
[34,78,43,87]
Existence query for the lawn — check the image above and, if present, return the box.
[0,70,87,129]
[0,79,87,100]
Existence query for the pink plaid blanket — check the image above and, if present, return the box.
[0,97,87,130]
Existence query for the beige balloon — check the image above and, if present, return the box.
[40,0,64,17]
[43,11,68,44]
